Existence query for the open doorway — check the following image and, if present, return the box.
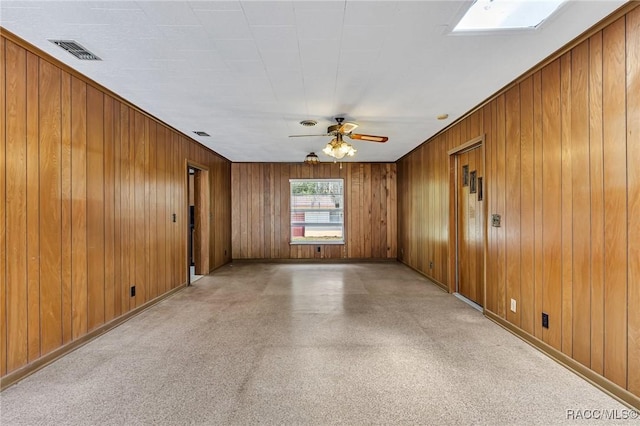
[187,163,210,285]
[448,136,485,309]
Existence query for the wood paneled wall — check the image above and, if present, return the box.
[231,163,397,259]
[0,32,232,378]
[397,6,640,399]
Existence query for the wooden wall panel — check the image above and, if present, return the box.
[495,95,506,318]
[71,76,87,341]
[532,70,544,342]
[5,40,28,371]
[103,95,116,322]
[87,86,105,331]
[26,52,40,362]
[231,163,396,260]
[60,71,72,346]
[147,122,157,301]
[39,59,63,356]
[627,5,640,397]
[560,52,573,357]
[602,17,627,389]
[1,33,231,378]
[505,86,521,327]
[541,60,562,351]
[570,40,591,367]
[134,111,145,306]
[0,35,6,377]
[519,77,535,336]
[588,31,605,376]
[397,4,640,401]
[112,101,122,318]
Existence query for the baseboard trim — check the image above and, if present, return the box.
[484,310,640,410]
[0,283,187,391]
[231,258,398,264]
[397,259,449,292]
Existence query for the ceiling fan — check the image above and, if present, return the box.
[290,117,388,160]
[290,117,388,143]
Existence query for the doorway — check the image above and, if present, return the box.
[187,163,210,284]
[448,137,485,307]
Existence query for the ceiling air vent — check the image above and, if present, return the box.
[193,131,210,137]
[49,40,101,60]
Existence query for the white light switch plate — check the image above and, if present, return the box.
[510,298,517,312]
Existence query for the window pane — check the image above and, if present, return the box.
[290,179,344,244]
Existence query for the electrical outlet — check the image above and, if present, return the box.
[316,246,321,253]
[429,261,434,269]
[130,286,136,297]
[172,213,177,223]
[510,298,517,313]
[542,312,549,329]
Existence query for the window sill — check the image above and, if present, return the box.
[290,241,345,245]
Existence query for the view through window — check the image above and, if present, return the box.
[290,179,344,244]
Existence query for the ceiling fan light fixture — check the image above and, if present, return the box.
[304,152,319,165]
[322,138,356,160]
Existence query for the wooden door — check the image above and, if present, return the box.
[456,146,484,305]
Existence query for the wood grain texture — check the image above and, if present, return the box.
[103,95,115,322]
[38,59,63,355]
[231,163,396,260]
[570,40,592,367]
[87,86,105,331]
[0,35,6,376]
[147,122,157,300]
[505,86,521,326]
[1,33,231,377]
[483,102,495,312]
[627,5,640,396]
[134,111,145,306]
[495,95,506,318]
[71,76,87,340]
[588,31,605,376]
[112,101,122,318]
[519,77,535,336]
[397,6,640,400]
[5,40,28,372]
[560,52,573,357]
[26,52,40,361]
[533,70,544,341]
[541,59,562,350]
[60,71,72,345]
[602,17,627,388]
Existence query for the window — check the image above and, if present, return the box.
[290,179,344,244]
[452,0,567,32]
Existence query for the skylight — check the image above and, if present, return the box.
[453,0,567,32]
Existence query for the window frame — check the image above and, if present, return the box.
[289,178,345,245]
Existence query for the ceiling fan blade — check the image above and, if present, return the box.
[349,133,388,143]
[338,122,359,134]
[289,134,331,138]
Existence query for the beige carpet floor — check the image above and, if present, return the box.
[0,262,631,425]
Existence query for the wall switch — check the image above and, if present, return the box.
[130,286,136,297]
[510,298,517,313]
[316,246,321,253]
[429,261,434,269]
[491,214,501,227]
[542,312,549,329]
[172,213,177,223]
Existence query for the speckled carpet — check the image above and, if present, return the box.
[0,262,630,425]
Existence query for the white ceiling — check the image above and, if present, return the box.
[0,0,627,162]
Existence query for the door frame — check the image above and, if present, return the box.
[447,135,486,307]
[185,160,211,285]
